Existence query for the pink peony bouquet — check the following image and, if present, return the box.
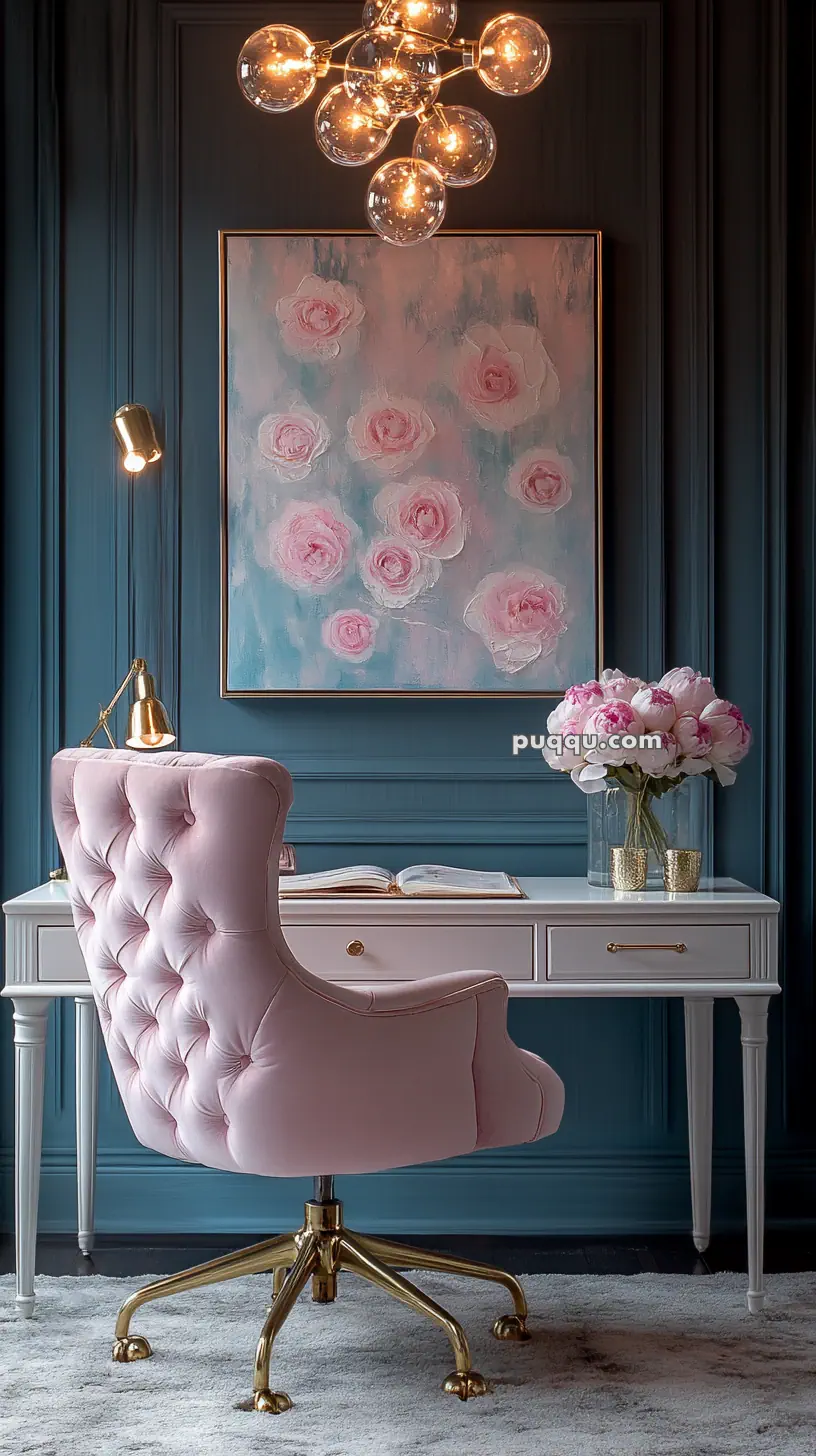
[544,667,752,862]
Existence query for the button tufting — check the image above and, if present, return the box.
[183,811,195,826]
[128,807,136,823]
[204,918,216,935]
[239,1054,252,1071]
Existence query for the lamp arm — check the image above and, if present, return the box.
[79,658,146,748]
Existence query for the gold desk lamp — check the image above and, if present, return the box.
[50,406,173,880]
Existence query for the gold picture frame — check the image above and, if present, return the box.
[220,229,603,699]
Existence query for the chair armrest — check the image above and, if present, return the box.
[365,968,506,1015]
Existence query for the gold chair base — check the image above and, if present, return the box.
[112,1197,531,1412]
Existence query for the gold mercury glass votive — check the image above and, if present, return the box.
[609,847,648,891]
[663,848,702,893]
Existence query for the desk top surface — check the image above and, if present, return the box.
[4,876,780,916]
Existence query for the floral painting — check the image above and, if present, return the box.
[221,232,600,695]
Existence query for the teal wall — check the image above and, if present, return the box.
[2,0,814,1235]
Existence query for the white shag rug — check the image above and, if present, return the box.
[2,1270,816,1455]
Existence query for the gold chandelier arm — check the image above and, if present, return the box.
[79,658,144,748]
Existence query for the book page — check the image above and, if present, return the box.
[280,866,393,896]
[395,865,523,898]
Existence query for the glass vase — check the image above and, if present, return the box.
[586,774,709,889]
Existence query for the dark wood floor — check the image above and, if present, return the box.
[2,1232,815,1280]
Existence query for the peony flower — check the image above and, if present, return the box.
[373,477,466,560]
[583,700,645,766]
[542,714,585,771]
[258,406,330,481]
[347,391,435,475]
[321,609,378,662]
[658,666,717,716]
[456,322,559,432]
[631,685,677,731]
[635,731,678,777]
[570,763,609,794]
[601,669,647,703]
[359,537,441,609]
[270,499,356,593]
[464,567,568,674]
[506,447,574,514]
[700,699,752,765]
[551,679,605,731]
[673,713,713,760]
[276,275,365,361]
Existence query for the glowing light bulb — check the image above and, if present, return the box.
[477,13,551,96]
[237,24,317,112]
[345,27,441,120]
[122,451,147,474]
[413,105,497,186]
[366,157,446,245]
[315,85,394,165]
[362,0,458,41]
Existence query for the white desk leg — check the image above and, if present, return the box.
[12,997,50,1317]
[736,995,770,1313]
[684,997,714,1253]
[75,996,100,1256]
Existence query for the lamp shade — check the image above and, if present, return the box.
[113,404,162,474]
[126,665,175,749]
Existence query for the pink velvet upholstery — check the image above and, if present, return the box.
[51,749,564,1177]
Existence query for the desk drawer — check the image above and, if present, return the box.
[284,923,534,982]
[38,926,89,983]
[546,923,750,981]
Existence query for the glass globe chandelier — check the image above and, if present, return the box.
[237,6,552,246]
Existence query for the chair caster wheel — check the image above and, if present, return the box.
[112,1335,152,1362]
[253,1389,293,1414]
[442,1370,488,1400]
[493,1314,530,1342]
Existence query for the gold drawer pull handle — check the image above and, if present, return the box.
[346,939,365,957]
[607,941,687,954]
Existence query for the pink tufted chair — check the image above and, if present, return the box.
[52,747,564,1413]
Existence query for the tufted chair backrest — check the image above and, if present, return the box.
[51,748,306,1171]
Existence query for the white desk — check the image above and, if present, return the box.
[3,876,779,1315]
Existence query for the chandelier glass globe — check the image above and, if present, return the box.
[345,27,441,120]
[362,0,458,41]
[315,85,395,166]
[237,24,318,113]
[476,13,552,96]
[366,157,447,245]
[413,105,497,186]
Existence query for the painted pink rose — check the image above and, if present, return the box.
[456,323,559,432]
[276,275,365,361]
[464,567,568,674]
[271,499,356,594]
[347,391,435,475]
[506,447,574,514]
[699,699,752,765]
[373,477,466,560]
[258,406,330,481]
[658,667,717,716]
[321,609,379,663]
[631,685,677,731]
[673,713,713,759]
[360,537,441,608]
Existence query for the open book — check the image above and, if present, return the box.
[279,864,524,899]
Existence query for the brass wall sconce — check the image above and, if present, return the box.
[80,659,175,750]
[112,404,162,474]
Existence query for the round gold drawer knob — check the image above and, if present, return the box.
[346,939,365,957]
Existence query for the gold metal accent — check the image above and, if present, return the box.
[607,941,687,954]
[663,848,703,893]
[346,939,365,956]
[442,1370,489,1399]
[111,1335,152,1362]
[112,403,162,474]
[112,1196,523,1411]
[49,867,69,882]
[219,231,603,700]
[80,657,175,751]
[609,846,648,891]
